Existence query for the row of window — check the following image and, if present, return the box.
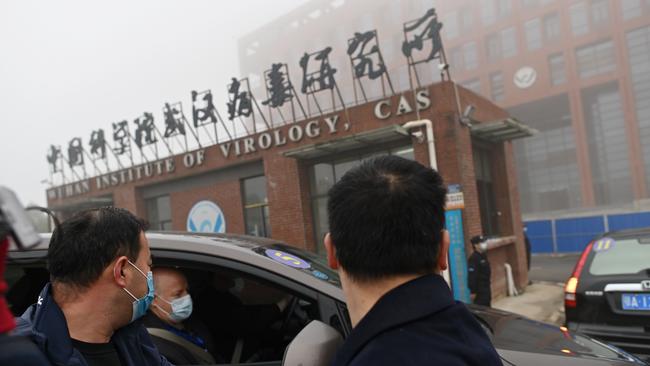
[461,36,617,101]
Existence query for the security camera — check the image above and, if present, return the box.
[438,63,449,71]
[410,130,425,143]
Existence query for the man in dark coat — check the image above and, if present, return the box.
[324,156,502,366]
[14,207,171,366]
[468,235,492,307]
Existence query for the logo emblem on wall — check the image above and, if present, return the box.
[513,66,537,89]
[186,200,226,233]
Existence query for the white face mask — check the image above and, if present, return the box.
[155,294,193,322]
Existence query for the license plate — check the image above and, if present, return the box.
[622,294,650,310]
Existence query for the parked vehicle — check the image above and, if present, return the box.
[565,228,650,361]
[7,232,647,365]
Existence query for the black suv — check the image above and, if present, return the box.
[565,228,650,361]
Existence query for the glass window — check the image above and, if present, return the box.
[576,40,616,79]
[525,18,542,50]
[549,53,566,85]
[501,27,517,58]
[582,84,633,205]
[309,145,415,253]
[146,195,172,231]
[591,0,609,26]
[512,94,581,214]
[496,0,512,18]
[625,26,650,196]
[622,0,642,20]
[486,33,501,61]
[589,238,650,276]
[444,11,459,39]
[242,176,271,237]
[543,13,560,41]
[461,8,473,32]
[473,147,499,236]
[463,42,478,70]
[450,47,464,71]
[481,0,496,25]
[570,2,589,36]
[490,72,505,102]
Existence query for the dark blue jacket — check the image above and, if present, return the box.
[332,274,503,366]
[13,283,172,366]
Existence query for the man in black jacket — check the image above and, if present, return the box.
[324,156,502,366]
[468,235,492,307]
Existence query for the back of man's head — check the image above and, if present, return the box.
[327,155,447,282]
[48,207,148,288]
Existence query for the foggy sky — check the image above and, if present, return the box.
[0,0,307,206]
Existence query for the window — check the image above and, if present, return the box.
[575,40,615,78]
[626,26,650,195]
[544,13,560,41]
[473,147,499,236]
[481,0,497,25]
[461,78,482,94]
[589,238,650,276]
[591,0,609,26]
[460,8,473,32]
[146,195,172,230]
[501,27,517,58]
[512,94,582,213]
[622,0,642,20]
[463,42,478,70]
[582,84,633,205]
[548,53,566,85]
[450,47,464,70]
[525,18,542,50]
[242,176,271,237]
[570,2,589,35]
[486,33,501,61]
[490,72,505,101]
[310,146,415,253]
[444,11,459,39]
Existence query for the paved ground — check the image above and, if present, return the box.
[493,282,565,326]
[529,253,580,283]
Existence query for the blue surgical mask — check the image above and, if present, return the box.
[155,294,193,322]
[122,260,154,322]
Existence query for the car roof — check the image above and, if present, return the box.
[601,227,650,240]
[11,231,344,300]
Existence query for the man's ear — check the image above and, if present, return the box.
[112,256,130,288]
[437,230,450,272]
[324,233,339,270]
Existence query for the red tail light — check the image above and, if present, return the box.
[564,241,594,308]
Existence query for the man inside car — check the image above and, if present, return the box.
[324,156,503,366]
[144,267,219,365]
[14,207,171,366]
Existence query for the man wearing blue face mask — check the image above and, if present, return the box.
[144,267,219,365]
[14,207,171,366]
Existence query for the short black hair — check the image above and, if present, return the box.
[48,207,149,288]
[327,155,447,281]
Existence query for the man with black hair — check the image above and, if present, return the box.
[325,156,502,366]
[468,235,492,307]
[14,207,171,366]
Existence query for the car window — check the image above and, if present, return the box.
[588,238,650,276]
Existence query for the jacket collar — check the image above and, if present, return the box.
[19,283,86,365]
[334,274,455,365]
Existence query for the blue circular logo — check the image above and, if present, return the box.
[187,200,226,233]
[265,249,311,269]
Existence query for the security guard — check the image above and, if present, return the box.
[468,235,492,307]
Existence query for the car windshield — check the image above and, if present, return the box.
[589,238,650,276]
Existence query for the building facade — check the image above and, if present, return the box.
[46,83,530,299]
[237,0,650,253]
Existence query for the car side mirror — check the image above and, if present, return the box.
[282,320,343,366]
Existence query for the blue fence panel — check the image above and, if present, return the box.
[524,220,554,253]
[607,212,650,231]
[555,216,604,253]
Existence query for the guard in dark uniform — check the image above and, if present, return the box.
[468,235,492,307]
